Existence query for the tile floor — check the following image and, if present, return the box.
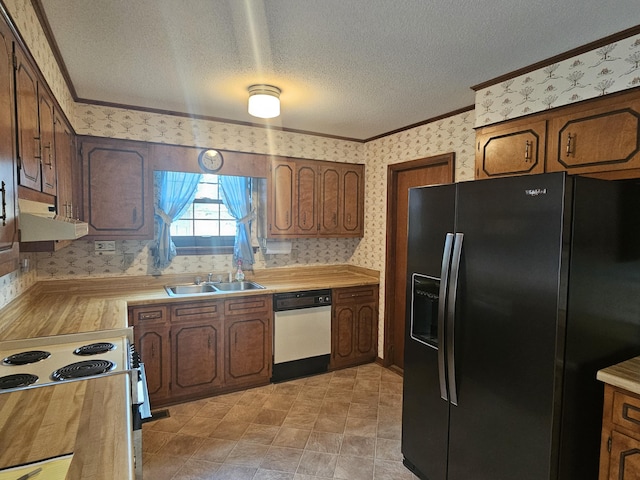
[142,362,419,479]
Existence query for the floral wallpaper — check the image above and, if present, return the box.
[476,33,640,126]
[0,0,638,358]
[355,111,476,354]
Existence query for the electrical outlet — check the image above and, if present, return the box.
[95,241,116,255]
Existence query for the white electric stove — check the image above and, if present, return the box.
[0,328,133,393]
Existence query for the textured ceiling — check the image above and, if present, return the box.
[38,0,640,140]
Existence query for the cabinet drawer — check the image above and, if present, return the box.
[612,389,640,431]
[171,301,222,322]
[225,295,271,316]
[334,286,378,304]
[130,305,168,326]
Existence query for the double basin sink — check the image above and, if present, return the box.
[165,281,266,297]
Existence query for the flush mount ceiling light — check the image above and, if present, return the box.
[248,84,281,119]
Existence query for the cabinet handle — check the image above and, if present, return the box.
[234,332,238,347]
[139,311,161,320]
[0,181,6,226]
[332,213,337,226]
[303,212,307,225]
[132,207,137,223]
[566,133,573,157]
[208,335,211,349]
[151,344,155,357]
[524,140,531,162]
[347,213,352,225]
[42,143,52,168]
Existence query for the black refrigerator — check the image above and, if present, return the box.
[402,172,640,480]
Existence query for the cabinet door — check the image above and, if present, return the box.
[0,19,17,277]
[331,303,355,368]
[354,301,377,361]
[15,50,40,192]
[547,91,640,176]
[475,119,546,179]
[331,286,379,369]
[54,111,76,219]
[295,161,318,235]
[319,163,341,235]
[268,159,295,236]
[38,89,56,195]
[340,164,364,236]
[136,324,171,406]
[224,314,271,387]
[608,430,640,480]
[172,321,223,396]
[81,137,153,239]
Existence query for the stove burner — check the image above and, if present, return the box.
[51,360,115,381]
[73,342,116,356]
[3,350,51,366]
[0,373,39,390]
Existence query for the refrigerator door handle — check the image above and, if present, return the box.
[447,232,464,406]
[437,233,455,401]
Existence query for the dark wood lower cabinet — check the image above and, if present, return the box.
[330,286,379,369]
[172,321,223,396]
[599,384,640,480]
[135,324,171,405]
[224,296,272,387]
[131,286,380,407]
[130,296,271,408]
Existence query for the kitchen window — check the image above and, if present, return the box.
[170,174,239,254]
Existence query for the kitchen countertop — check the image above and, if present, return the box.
[0,265,379,341]
[0,374,133,478]
[0,264,378,479]
[597,356,640,396]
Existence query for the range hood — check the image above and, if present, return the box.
[19,199,89,242]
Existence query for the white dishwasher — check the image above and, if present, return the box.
[272,289,332,382]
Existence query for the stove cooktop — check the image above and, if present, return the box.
[0,329,132,393]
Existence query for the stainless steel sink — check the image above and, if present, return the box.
[212,281,266,291]
[165,284,218,296]
[165,280,265,296]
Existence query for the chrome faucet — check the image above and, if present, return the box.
[194,276,202,285]
[207,273,213,283]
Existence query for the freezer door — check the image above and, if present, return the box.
[447,173,568,480]
[402,183,455,480]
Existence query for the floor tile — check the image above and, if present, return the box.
[273,427,312,449]
[192,437,237,463]
[334,454,375,480]
[225,440,270,467]
[140,362,414,480]
[340,434,376,458]
[296,450,338,477]
[260,446,304,472]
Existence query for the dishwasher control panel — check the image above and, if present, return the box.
[273,289,332,311]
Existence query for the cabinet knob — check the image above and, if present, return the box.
[524,140,531,162]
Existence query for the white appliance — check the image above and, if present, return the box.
[18,198,88,242]
[272,290,332,382]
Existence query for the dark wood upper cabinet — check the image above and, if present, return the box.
[15,49,40,192]
[268,157,364,238]
[0,18,18,277]
[547,91,640,176]
[296,161,318,236]
[38,89,56,195]
[475,118,546,179]
[475,87,640,181]
[79,136,153,239]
